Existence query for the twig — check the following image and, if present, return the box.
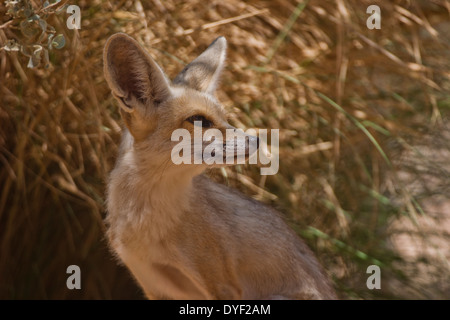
[36,0,69,14]
[264,1,308,64]
[0,20,14,29]
[182,9,269,36]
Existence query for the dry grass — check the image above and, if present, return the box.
[0,0,449,299]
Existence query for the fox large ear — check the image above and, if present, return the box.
[103,33,170,139]
[173,36,227,94]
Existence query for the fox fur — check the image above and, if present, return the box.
[103,33,337,300]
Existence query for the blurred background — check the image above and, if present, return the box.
[0,0,449,299]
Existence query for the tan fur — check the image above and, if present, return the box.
[103,33,337,300]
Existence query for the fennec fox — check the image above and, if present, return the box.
[103,33,337,300]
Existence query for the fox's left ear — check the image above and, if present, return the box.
[173,36,227,94]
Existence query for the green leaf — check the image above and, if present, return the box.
[39,19,47,32]
[52,34,65,49]
[20,19,38,38]
[24,8,33,18]
[361,120,391,136]
[264,1,308,64]
[316,91,392,167]
[47,25,56,33]
[21,45,32,57]
[303,226,384,266]
[359,184,391,205]
[56,4,70,15]
[29,14,40,21]
[38,19,48,42]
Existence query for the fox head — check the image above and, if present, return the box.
[103,33,258,175]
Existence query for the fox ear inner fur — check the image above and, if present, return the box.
[103,33,171,112]
[103,33,172,140]
[173,36,227,94]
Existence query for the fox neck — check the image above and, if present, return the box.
[109,138,202,241]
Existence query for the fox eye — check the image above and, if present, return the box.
[186,115,213,128]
